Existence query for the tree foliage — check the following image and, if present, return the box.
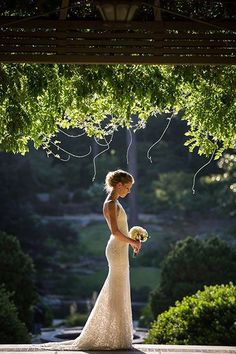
[202,152,236,216]
[174,66,236,158]
[0,64,235,157]
[150,236,236,316]
[65,312,89,327]
[0,151,79,270]
[0,231,36,327]
[0,286,30,344]
[146,283,236,345]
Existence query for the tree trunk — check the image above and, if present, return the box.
[126,125,138,227]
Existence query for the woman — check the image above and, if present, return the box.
[15,169,141,351]
[71,169,141,350]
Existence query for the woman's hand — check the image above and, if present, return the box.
[130,239,141,255]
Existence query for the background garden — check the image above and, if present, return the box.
[0,53,236,346]
[1,109,236,344]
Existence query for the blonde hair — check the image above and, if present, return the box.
[104,169,134,193]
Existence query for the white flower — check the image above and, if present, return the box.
[129,226,149,242]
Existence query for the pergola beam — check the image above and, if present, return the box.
[1,54,235,65]
[59,0,70,20]
[154,0,162,21]
[0,19,236,64]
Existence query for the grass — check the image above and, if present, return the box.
[131,266,160,290]
[80,222,109,256]
[79,221,161,258]
[76,266,160,294]
[79,222,161,289]
[79,267,107,290]
[55,222,161,300]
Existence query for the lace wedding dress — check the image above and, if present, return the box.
[17,201,133,351]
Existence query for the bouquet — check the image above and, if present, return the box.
[129,226,149,258]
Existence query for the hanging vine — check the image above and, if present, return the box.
[0,64,235,159]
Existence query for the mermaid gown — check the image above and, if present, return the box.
[72,201,133,350]
[18,201,133,351]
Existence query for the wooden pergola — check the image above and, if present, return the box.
[0,0,236,65]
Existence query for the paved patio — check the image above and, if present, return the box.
[0,344,235,354]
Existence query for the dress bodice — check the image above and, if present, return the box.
[116,201,129,238]
[105,201,130,271]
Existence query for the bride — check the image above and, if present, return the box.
[15,169,141,351]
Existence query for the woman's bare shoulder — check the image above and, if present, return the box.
[104,199,114,209]
[103,199,119,213]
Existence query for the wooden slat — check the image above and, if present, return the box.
[161,48,235,54]
[0,53,235,65]
[0,46,155,54]
[164,33,236,40]
[0,19,165,31]
[0,37,162,47]
[1,30,236,41]
[0,19,235,32]
[0,37,57,45]
[0,35,234,46]
[164,20,236,31]
[0,35,235,47]
[0,30,57,38]
[0,45,235,56]
[0,31,158,40]
[163,40,236,47]
[0,37,235,48]
[0,30,235,41]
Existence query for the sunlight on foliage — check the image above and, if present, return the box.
[146,283,236,345]
[0,64,235,157]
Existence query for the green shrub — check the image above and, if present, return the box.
[150,236,236,316]
[0,287,30,343]
[0,231,36,327]
[42,304,53,327]
[150,171,225,213]
[204,152,236,217]
[65,312,89,327]
[146,283,236,345]
[139,303,154,328]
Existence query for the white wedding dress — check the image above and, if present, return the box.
[16,201,133,351]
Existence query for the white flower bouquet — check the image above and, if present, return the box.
[129,226,149,258]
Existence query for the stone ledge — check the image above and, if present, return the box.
[0,344,235,354]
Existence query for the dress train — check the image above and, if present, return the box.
[11,202,133,351]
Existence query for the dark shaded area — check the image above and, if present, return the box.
[0,116,235,302]
[0,0,235,20]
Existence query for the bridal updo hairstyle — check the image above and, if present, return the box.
[105,169,134,193]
